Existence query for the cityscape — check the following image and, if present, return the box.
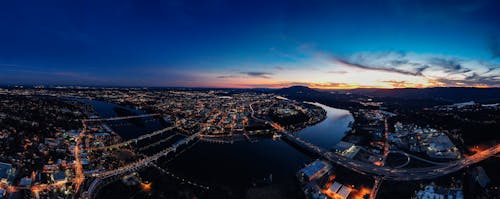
[0,86,498,199]
[1,1,500,199]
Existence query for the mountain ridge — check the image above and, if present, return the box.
[276,86,500,103]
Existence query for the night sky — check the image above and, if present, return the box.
[1,0,499,88]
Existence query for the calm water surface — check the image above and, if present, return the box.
[80,99,354,198]
[72,98,167,140]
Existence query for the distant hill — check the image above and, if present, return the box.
[346,87,500,103]
[273,86,500,110]
[275,86,322,95]
[274,86,362,109]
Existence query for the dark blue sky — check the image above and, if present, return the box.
[1,0,499,88]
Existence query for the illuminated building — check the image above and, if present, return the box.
[298,160,332,182]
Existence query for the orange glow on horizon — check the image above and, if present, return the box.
[201,81,497,89]
[196,59,500,89]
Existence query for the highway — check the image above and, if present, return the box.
[73,118,90,196]
[381,119,390,166]
[278,128,499,181]
[256,104,499,181]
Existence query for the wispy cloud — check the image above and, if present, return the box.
[334,57,426,76]
[214,71,274,79]
[274,66,285,70]
[217,75,240,79]
[317,50,500,87]
[427,57,470,74]
[240,71,273,78]
[309,50,429,76]
[326,70,348,74]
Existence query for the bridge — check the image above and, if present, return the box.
[82,132,200,199]
[83,113,160,122]
[199,137,234,144]
[279,130,500,181]
[86,132,200,179]
[76,113,174,198]
[86,125,177,151]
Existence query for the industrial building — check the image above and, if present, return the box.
[298,160,332,182]
[0,162,14,185]
[326,181,352,199]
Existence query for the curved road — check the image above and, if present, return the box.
[280,129,499,181]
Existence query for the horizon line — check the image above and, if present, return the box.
[1,84,499,90]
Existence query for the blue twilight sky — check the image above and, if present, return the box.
[1,0,499,88]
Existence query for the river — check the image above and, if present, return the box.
[77,99,354,198]
[72,98,168,140]
[296,102,353,150]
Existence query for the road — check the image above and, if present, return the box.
[73,120,87,195]
[279,129,499,181]
[249,102,268,124]
[381,119,390,166]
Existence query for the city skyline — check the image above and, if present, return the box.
[1,0,500,88]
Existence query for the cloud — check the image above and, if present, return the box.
[433,77,500,87]
[313,50,429,76]
[217,75,240,79]
[427,57,470,74]
[214,71,274,79]
[240,71,273,78]
[312,49,500,87]
[211,48,499,88]
[327,70,348,74]
[274,66,285,70]
[233,81,308,88]
[451,71,499,86]
[333,56,426,76]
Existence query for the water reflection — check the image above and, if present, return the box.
[78,99,354,198]
[296,102,353,150]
